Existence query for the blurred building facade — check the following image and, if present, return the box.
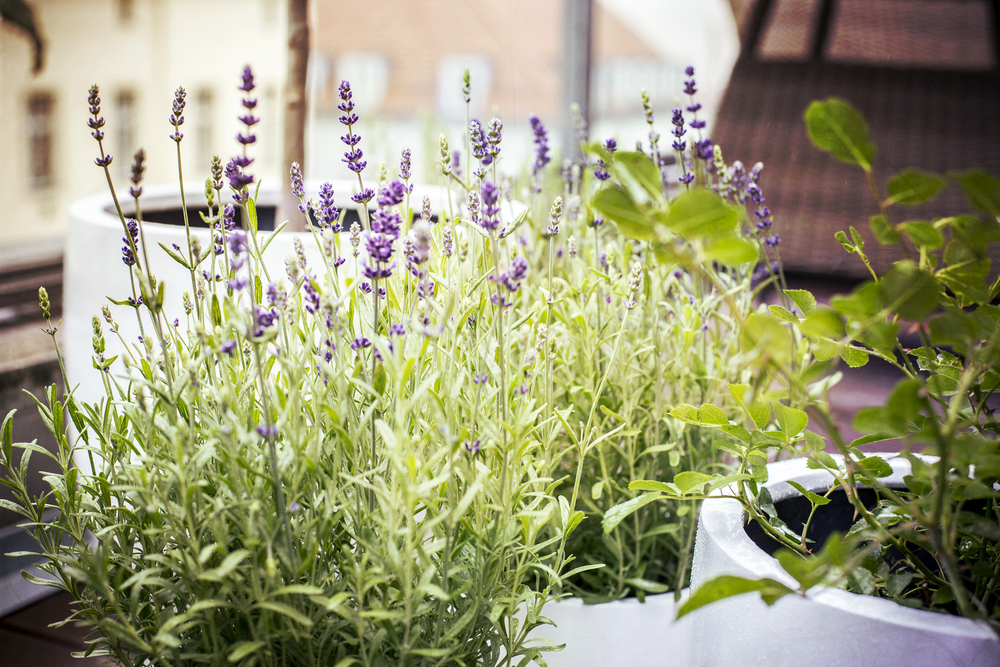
[1,0,739,262]
[0,0,288,263]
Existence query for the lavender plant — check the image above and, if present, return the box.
[3,64,771,667]
[1,68,577,667]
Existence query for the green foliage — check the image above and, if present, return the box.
[665,97,1000,635]
[804,98,876,170]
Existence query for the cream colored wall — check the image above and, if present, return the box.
[0,0,287,261]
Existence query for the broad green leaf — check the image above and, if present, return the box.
[702,235,759,265]
[878,261,939,320]
[885,170,946,206]
[674,471,715,494]
[666,190,739,239]
[784,289,817,316]
[840,346,869,368]
[830,281,880,320]
[800,307,844,340]
[856,455,893,479]
[803,430,826,451]
[592,185,656,241]
[677,575,797,618]
[742,312,792,366]
[668,403,729,427]
[629,480,680,495]
[728,383,771,430]
[950,169,1000,216]
[613,151,663,200]
[928,309,976,346]
[721,423,752,444]
[769,304,799,323]
[899,221,944,250]
[602,493,662,534]
[869,214,900,245]
[773,403,808,441]
[804,98,876,170]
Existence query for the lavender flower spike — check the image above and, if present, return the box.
[169,86,186,142]
[529,115,551,176]
[339,81,366,173]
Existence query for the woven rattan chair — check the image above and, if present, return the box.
[714,0,1000,277]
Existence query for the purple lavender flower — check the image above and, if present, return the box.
[290,162,305,199]
[219,339,237,356]
[130,149,146,198]
[253,305,278,337]
[256,424,278,438]
[363,232,396,280]
[339,81,366,173]
[529,115,551,176]
[480,180,501,232]
[225,158,254,193]
[378,179,407,208]
[671,108,687,152]
[87,85,113,167]
[766,234,780,247]
[486,118,502,158]
[595,137,617,181]
[121,219,139,266]
[169,87,186,142]
[390,323,406,336]
[303,277,321,314]
[407,221,431,268]
[546,196,562,237]
[351,336,371,351]
[473,372,489,386]
[399,148,412,188]
[351,188,374,204]
[451,150,462,177]
[684,66,697,96]
[318,182,339,230]
[464,439,481,454]
[371,207,402,239]
[469,119,488,163]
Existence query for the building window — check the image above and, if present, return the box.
[115,91,136,180]
[27,93,54,190]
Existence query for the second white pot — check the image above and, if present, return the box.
[688,454,1000,667]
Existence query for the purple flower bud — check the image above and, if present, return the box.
[529,115,551,176]
[351,336,371,351]
[318,182,338,230]
[219,339,237,356]
[390,323,406,336]
[239,66,256,93]
[378,179,407,208]
[169,87,186,142]
[256,424,277,438]
[464,439,481,454]
[290,162,305,198]
[351,188,374,204]
[480,180,501,231]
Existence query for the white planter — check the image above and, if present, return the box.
[689,454,1000,667]
[532,591,694,666]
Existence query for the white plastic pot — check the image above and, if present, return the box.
[689,454,1000,667]
[532,591,693,666]
[64,181,458,406]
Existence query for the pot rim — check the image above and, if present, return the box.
[698,452,998,641]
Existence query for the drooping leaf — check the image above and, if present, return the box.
[899,221,944,250]
[878,261,939,320]
[602,493,662,534]
[666,189,739,239]
[677,575,797,618]
[804,98,876,170]
[773,403,808,441]
[613,151,663,200]
[592,185,656,241]
[950,169,1000,217]
[784,289,817,317]
[869,214,900,245]
[885,170,946,206]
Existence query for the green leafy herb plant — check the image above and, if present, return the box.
[608,97,1000,635]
